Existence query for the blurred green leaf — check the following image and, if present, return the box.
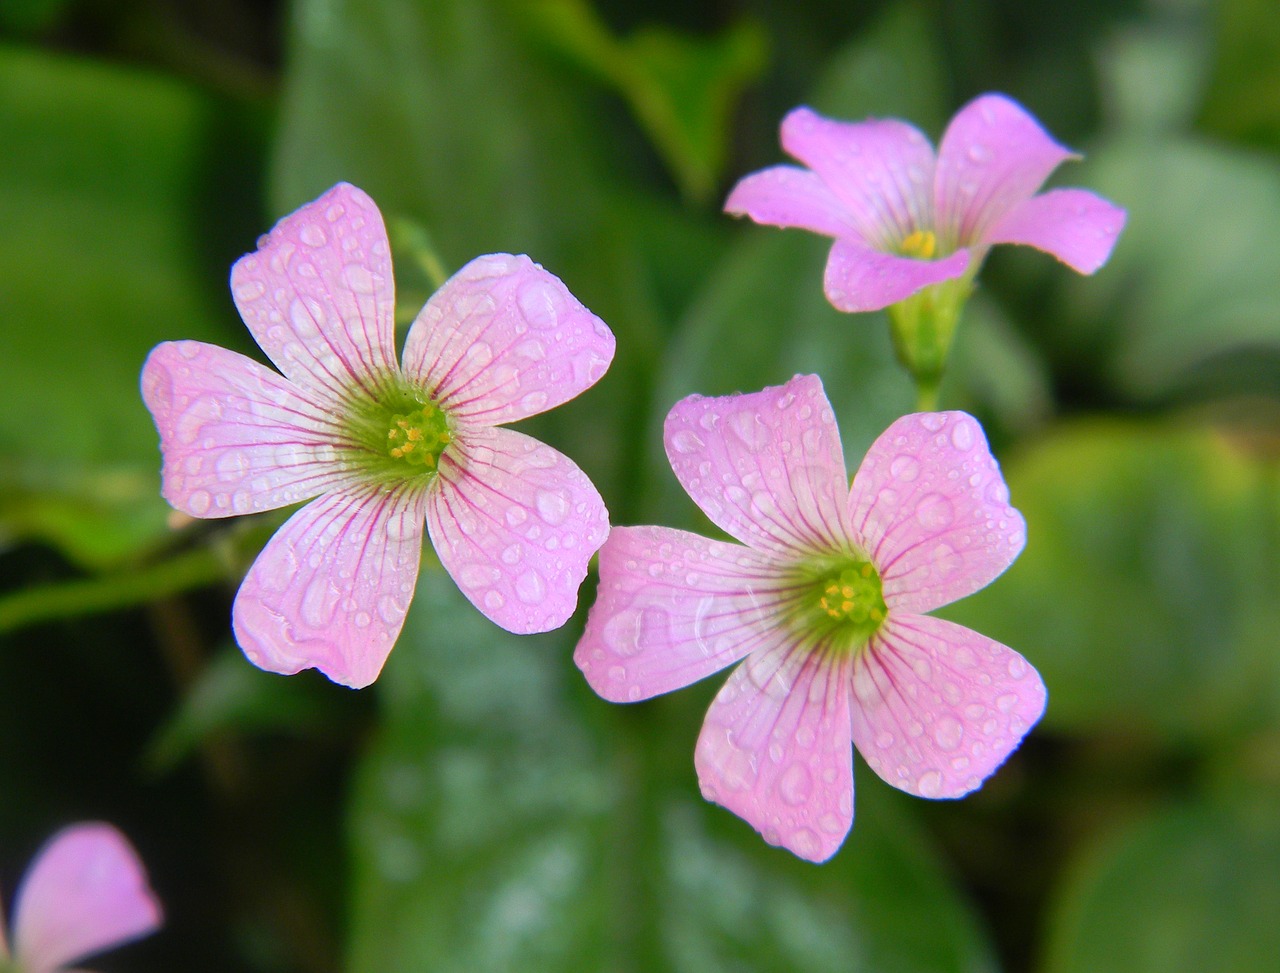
[0,46,251,566]
[0,0,70,35]
[1048,136,1280,399]
[1096,20,1207,134]
[525,0,767,203]
[348,567,996,973]
[1199,0,1280,150]
[945,419,1280,742]
[1043,797,1280,973]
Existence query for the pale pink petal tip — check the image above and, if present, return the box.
[232,487,429,690]
[986,187,1127,274]
[427,428,610,635]
[852,615,1045,799]
[402,253,616,426]
[12,823,161,972]
[695,647,855,863]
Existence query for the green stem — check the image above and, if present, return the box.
[0,547,229,634]
[915,378,940,411]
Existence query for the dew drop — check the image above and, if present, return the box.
[299,223,327,247]
[515,570,546,604]
[890,454,921,481]
[778,764,813,807]
[915,493,955,530]
[518,279,560,329]
[187,490,212,516]
[951,419,974,450]
[536,489,570,525]
[933,717,964,750]
[996,692,1019,713]
[917,770,943,797]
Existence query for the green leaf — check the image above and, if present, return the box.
[1048,136,1280,399]
[944,419,1280,742]
[0,46,254,566]
[525,0,767,203]
[347,568,997,973]
[1199,0,1280,151]
[1043,797,1280,973]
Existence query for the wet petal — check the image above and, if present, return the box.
[780,107,936,248]
[401,254,614,426]
[426,427,609,634]
[232,484,428,689]
[985,187,1126,274]
[12,823,161,973]
[230,182,398,402]
[576,526,794,702]
[851,613,1045,798]
[935,93,1076,247]
[723,165,858,239]
[664,374,851,557]
[695,641,854,863]
[141,341,359,518]
[850,411,1024,614]
[824,238,970,313]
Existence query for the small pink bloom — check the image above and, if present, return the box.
[1,823,162,972]
[142,183,614,688]
[575,375,1045,862]
[725,93,1126,312]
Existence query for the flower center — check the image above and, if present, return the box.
[797,558,888,647]
[385,402,451,468]
[898,228,937,260]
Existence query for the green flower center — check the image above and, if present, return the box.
[385,402,451,468]
[794,557,888,648]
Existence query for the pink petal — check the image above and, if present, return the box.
[723,165,857,238]
[935,93,1076,247]
[11,823,161,973]
[985,187,1127,274]
[663,374,851,557]
[230,182,398,403]
[425,427,609,634]
[695,642,854,862]
[823,238,970,313]
[232,484,429,689]
[576,525,795,702]
[401,254,615,426]
[850,613,1045,798]
[849,411,1024,614]
[780,107,936,248]
[141,341,359,518]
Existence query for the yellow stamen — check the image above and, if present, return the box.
[899,229,937,260]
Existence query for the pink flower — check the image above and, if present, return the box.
[725,93,1126,313]
[142,183,614,688]
[1,823,161,972]
[575,374,1045,862]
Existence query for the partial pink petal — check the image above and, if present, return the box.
[663,374,851,557]
[426,427,609,634]
[141,341,360,518]
[780,107,936,248]
[850,411,1024,614]
[723,165,857,239]
[576,526,796,702]
[11,823,161,973]
[824,238,970,313]
[230,183,398,402]
[695,642,854,862]
[401,254,615,426]
[232,484,428,689]
[850,614,1045,798]
[935,94,1076,246]
[985,187,1126,274]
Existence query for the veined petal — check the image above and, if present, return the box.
[780,107,936,248]
[985,187,1126,274]
[232,484,428,689]
[850,411,1024,614]
[695,641,854,863]
[935,93,1076,247]
[230,182,398,403]
[723,165,858,239]
[576,526,795,702]
[664,374,851,557]
[401,254,614,426]
[141,341,360,518]
[824,238,970,313]
[11,823,161,973]
[851,613,1045,798]
[426,427,609,634]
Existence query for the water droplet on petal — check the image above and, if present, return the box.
[917,770,943,797]
[951,419,974,450]
[933,717,964,750]
[890,454,921,481]
[778,764,813,807]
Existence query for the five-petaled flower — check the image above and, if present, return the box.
[575,374,1045,862]
[1,823,161,973]
[142,183,614,689]
[725,93,1126,314]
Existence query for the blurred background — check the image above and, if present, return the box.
[2,0,1279,970]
